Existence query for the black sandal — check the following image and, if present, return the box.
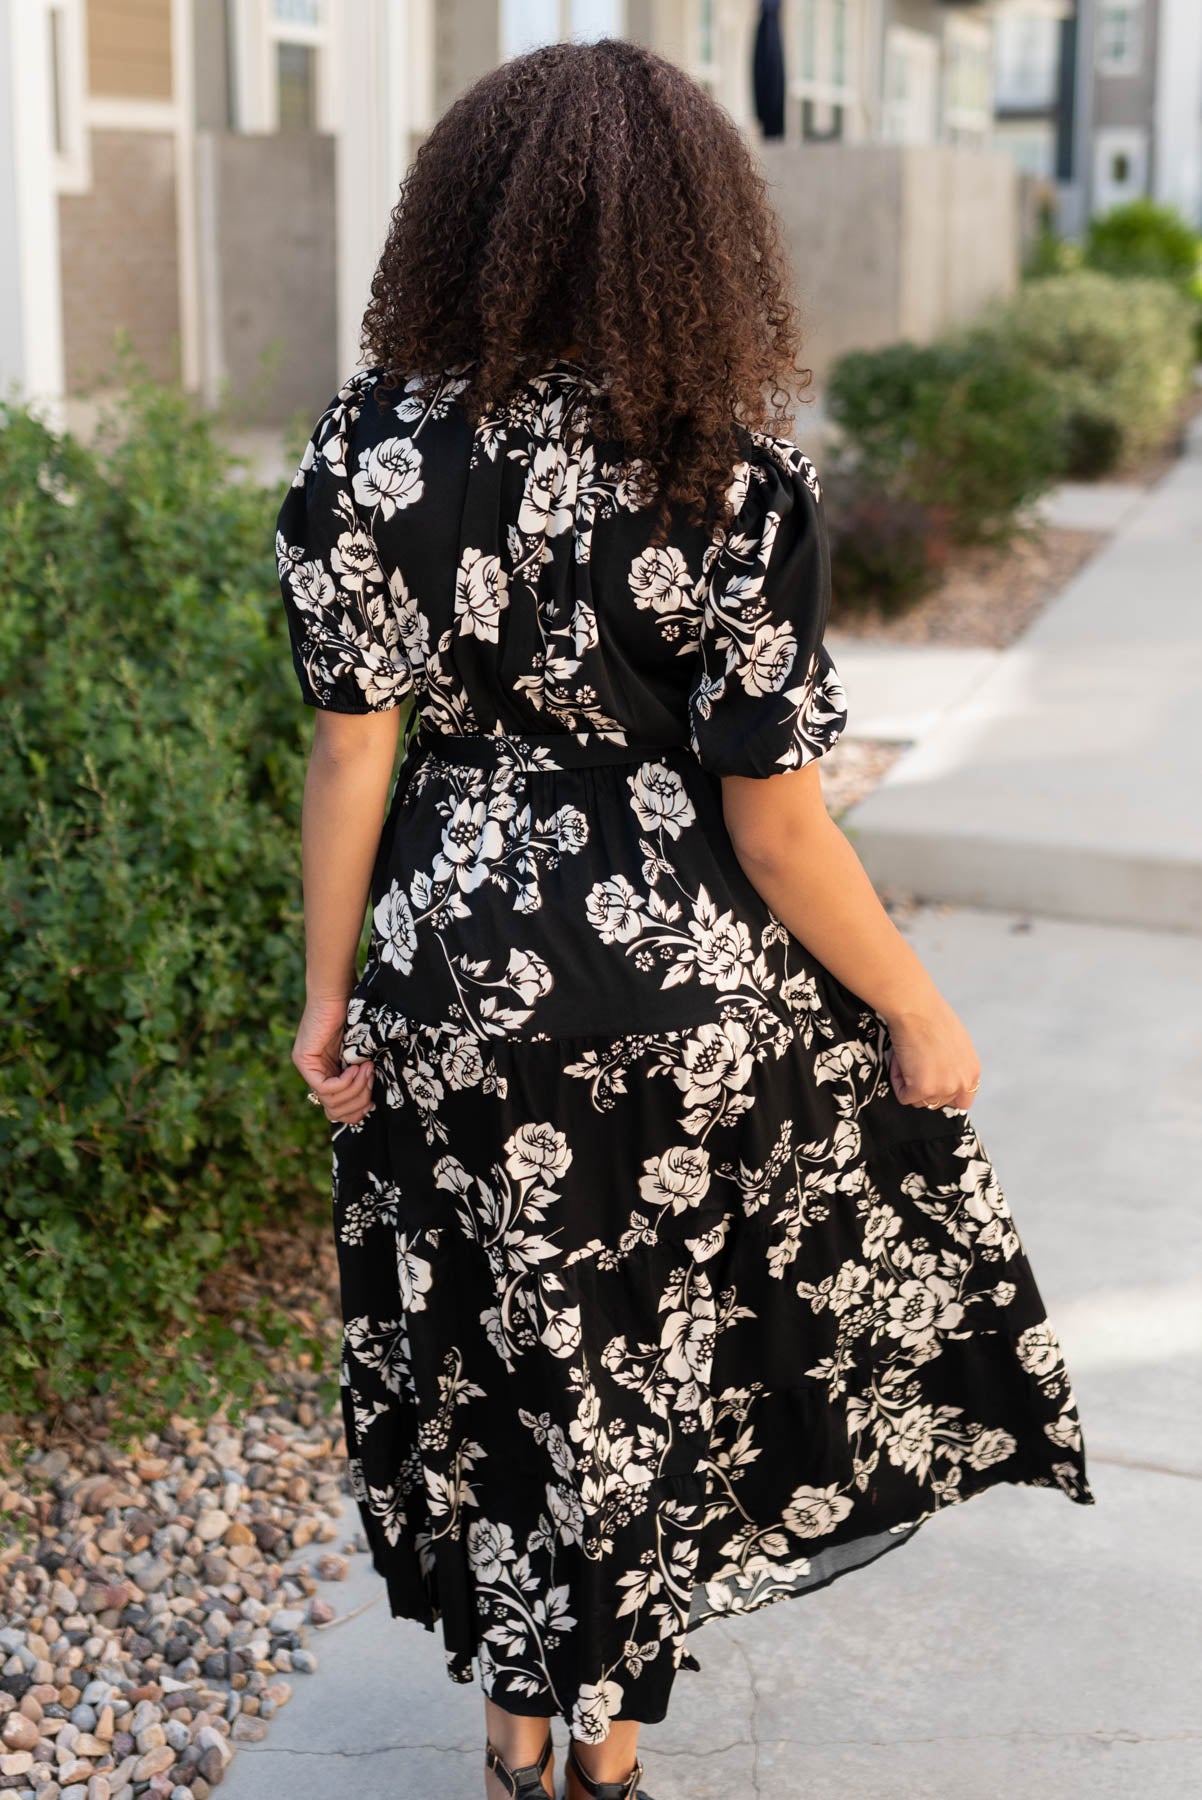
[485,1729,555,1796]
[566,1740,654,1800]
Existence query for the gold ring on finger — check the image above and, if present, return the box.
[306,1090,323,1107]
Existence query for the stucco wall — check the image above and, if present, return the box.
[87,0,173,100]
[758,141,1020,381]
[199,129,337,425]
[59,128,181,389]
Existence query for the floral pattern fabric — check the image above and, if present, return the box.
[276,359,1095,1737]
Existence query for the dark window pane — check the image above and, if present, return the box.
[277,41,316,131]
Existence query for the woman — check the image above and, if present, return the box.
[276,37,1094,1800]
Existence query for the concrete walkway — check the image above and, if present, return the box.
[824,633,1001,743]
[839,413,1202,934]
[222,904,1202,1800]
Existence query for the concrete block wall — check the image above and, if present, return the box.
[197,129,338,426]
[758,141,1020,381]
[58,128,182,390]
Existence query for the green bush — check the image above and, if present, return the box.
[826,333,1064,544]
[0,378,339,1432]
[1085,199,1201,286]
[1000,270,1196,474]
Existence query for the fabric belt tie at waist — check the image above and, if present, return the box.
[413,727,688,770]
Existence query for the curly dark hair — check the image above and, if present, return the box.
[360,36,810,540]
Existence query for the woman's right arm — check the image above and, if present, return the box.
[721,762,981,1111]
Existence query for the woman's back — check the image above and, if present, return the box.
[277,356,849,1042]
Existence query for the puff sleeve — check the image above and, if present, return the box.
[275,371,412,713]
[688,433,848,778]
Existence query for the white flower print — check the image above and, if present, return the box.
[638,1146,711,1212]
[965,1427,1017,1471]
[455,546,509,641]
[541,1304,583,1358]
[570,1681,625,1746]
[688,895,753,990]
[627,763,695,839]
[505,1122,572,1184]
[743,620,797,696]
[884,1273,966,1350]
[519,440,578,537]
[434,796,506,892]
[585,876,644,944]
[353,436,424,518]
[374,882,417,974]
[282,554,335,613]
[331,524,381,593]
[672,1019,755,1105]
[628,544,695,614]
[397,1236,434,1312]
[468,1518,516,1584]
[781,1484,854,1538]
[1015,1322,1064,1379]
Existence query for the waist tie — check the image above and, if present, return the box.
[412,726,688,771]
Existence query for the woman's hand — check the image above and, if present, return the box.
[292,996,375,1126]
[883,994,981,1112]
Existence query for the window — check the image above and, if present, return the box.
[994,15,1060,113]
[1092,127,1147,210]
[268,0,328,132]
[695,0,719,92]
[501,0,622,59]
[942,14,993,146]
[46,0,88,194]
[882,26,937,145]
[1096,1,1142,76]
[792,0,858,141]
[276,41,317,130]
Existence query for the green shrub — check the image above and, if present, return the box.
[1085,199,1201,286]
[0,378,341,1432]
[826,333,1064,545]
[999,270,1196,473]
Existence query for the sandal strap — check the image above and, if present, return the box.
[485,1730,554,1796]
[567,1740,647,1800]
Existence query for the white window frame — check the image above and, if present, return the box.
[230,0,336,134]
[1096,1,1143,78]
[1093,126,1148,210]
[941,12,993,145]
[790,0,858,114]
[500,0,624,60]
[882,25,938,146]
[46,0,90,194]
[993,11,1062,114]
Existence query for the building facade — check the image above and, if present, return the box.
[2,0,1005,426]
[992,0,1202,233]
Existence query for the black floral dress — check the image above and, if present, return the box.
[276,357,1095,1742]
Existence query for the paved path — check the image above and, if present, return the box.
[824,633,1001,743]
[222,904,1202,1800]
[839,413,1202,934]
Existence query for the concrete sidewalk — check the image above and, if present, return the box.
[838,415,1202,934]
[222,904,1202,1800]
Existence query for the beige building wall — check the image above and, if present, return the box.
[87,0,173,99]
[59,0,182,389]
[59,127,182,389]
[759,141,1020,381]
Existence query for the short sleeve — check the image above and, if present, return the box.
[688,433,848,778]
[275,371,412,713]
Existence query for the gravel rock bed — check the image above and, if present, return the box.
[829,523,1104,649]
[0,1375,360,1799]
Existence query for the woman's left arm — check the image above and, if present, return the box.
[292,709,402,1124]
